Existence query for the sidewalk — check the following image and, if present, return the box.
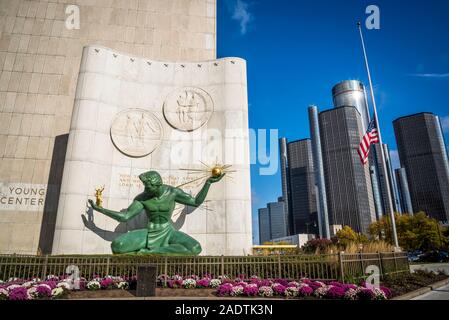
[412,284,449,300]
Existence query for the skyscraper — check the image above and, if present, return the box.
[332,80,398,221]
[268,201,289,239]
[258,200,288,243]
[279,138,319,236]
[319,106,376,234]
[395,168,414,215]
[373,144,402,214]
[258,208,271,244]
[393,113,449,222]
[286,139,318,235]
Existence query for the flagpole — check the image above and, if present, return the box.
[357,22,399,249]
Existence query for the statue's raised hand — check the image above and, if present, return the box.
[207,173,226,184]
[88,199,100,211]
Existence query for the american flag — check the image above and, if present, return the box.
[358,120,379,165]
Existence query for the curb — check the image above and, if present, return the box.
[392,278,449,300]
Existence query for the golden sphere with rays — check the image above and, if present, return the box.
[211,166,223,178]
[178,162,235,189]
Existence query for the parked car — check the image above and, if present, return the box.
[418,250,449,263]
[407,250,422,263]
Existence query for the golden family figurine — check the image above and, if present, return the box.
[94,186,105,208]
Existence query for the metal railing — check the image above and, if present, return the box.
[0,252,409,282]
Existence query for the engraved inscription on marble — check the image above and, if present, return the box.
[110,109,163,158]
[0,183,47,212]
[163,87,214,132]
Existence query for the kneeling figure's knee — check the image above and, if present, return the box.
[111,240,124,254]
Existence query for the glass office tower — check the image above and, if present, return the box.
[393,113,449,222]
[286,139,318,235]
[319,106,377,234]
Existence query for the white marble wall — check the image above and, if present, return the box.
[51,46,252,256]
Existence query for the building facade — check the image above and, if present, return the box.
[308,105,330,238]
[285,139,318,235]
[0,1,253,256]
[395,167,414,215]
[258,207,271,244]
[373,143,402,215]
[268,201,288,240]
[393,113,449,222]
[319,106,376,234]
[279,137,291,234]
[279,138,319,236]
[332,80,370,131]
[258,200,288,243]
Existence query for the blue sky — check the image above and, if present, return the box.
[216,0,449,244]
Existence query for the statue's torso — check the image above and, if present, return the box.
[140,186,176,226]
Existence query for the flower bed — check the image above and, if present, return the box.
[0,275,131,300]
[0,274,392,300]
[157,274,391,300]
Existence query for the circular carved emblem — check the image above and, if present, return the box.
[163,87,214,132]
[110,109,163,158]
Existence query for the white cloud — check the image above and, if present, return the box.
[230,0,253,35]
[440,116,449,133]
[409,73,449,79]
[389,149,400,169]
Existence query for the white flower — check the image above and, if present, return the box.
[0,288,9,299]
[117,282,129,290]
[51,287,65,299]
[57,281,71,290]
[27,287,37,299]
[87,280,101,291]
[231,285,244,297]
[7,277,19,283]
[182,279,197,289]
[288,281,300,288]
[112,276,125,282]
[6,284,21,291]
[314,285,330,298]
[258,286,274,297]
[344,288,358,300]
[21,281,34,288]
[285,287,299,297]
[46,275,59,281]
[373,288,387,300]
[210,279,222,288]
[31,278,41,283]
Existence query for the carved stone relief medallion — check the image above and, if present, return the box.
[163,87,214,132]
[110,109,163,158]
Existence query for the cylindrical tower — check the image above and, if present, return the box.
[395,168,414,215]
[308,105,330,239]
[279,138,291,234]
[332,80,370,132]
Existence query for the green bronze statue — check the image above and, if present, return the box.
[88,171,224,255]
